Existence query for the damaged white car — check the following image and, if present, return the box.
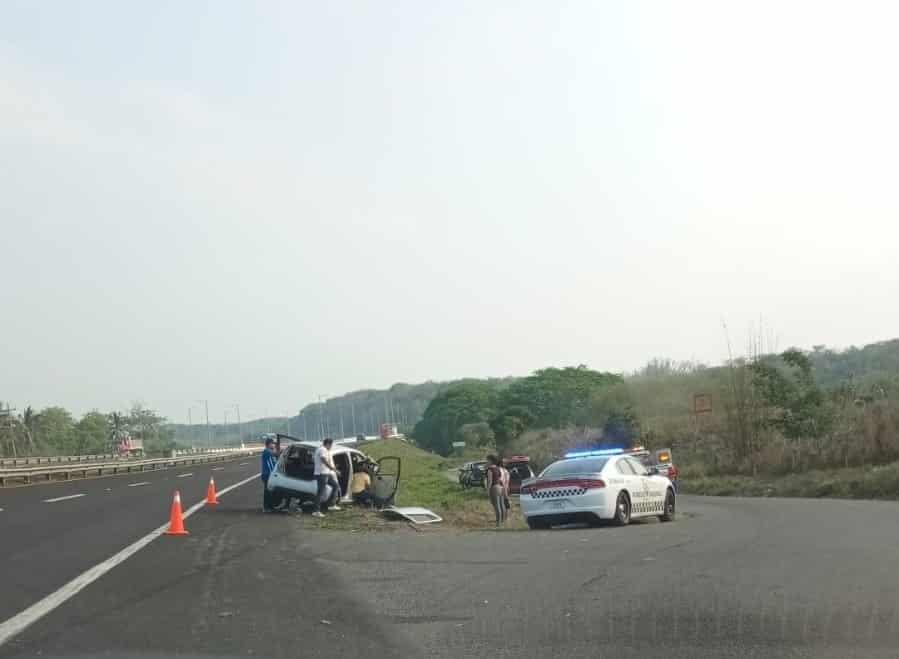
[266,435,400,509]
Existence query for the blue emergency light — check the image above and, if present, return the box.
[564,447,625,459]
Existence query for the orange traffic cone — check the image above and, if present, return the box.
[165,490,189,535]
[206,477,219,505]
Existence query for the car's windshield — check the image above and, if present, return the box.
[540,458,609,478]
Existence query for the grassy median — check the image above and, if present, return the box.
[311,439,525,531]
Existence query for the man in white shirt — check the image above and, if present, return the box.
[312,438,342,517]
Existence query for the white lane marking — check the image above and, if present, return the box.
[211,467,225,471]
[0,472,260,648]
[177,473,193,478]
[43,494,86,503]
[238,463,248,466]
[127,482,151,488]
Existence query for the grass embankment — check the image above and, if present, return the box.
[314,439,521,531]
[681,462,899,500]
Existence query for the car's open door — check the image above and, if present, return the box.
[372,456,401,507]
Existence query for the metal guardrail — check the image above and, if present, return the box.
[0,453,123,467]
[0,448,261,487]
[0,446,263,468]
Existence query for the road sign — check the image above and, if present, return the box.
[693,393,712,415]
[451,441,466,448]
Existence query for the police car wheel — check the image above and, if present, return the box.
[613,492,631,526]
[659,489,675,522]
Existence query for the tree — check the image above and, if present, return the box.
[588,383,641,446]
[497,366,623,430]
[412,381,499,455]
[751,349,832,471]
[489,405,535,451]
[123,403,175,454]
[35,407,75,453]
[459,422,495,448]
[74,411,109,454]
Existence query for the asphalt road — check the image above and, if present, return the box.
[3,480,899,658]
[0,456,260,624]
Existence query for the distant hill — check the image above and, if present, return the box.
[168,378,516,445]
[169,338,899,446]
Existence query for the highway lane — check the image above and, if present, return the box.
[0,455,262,624]
[3,491,899,657]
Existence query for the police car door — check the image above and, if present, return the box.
[625,457,657,517]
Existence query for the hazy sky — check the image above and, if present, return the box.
[2,1,897,422]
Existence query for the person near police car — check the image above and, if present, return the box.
[485,454,509,527]
[312,438,342,518]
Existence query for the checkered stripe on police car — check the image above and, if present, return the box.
[631,499,663,514]
[532,487,587,499]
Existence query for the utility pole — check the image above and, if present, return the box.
[196,400,210,447]
[302,411,307,441]
[351,400,356,435]
[287,413,291,437]
[224,411,229,444]
[339,404,345,439]
[318,395,326,441]
[236,404,241,445]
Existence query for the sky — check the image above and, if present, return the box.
[1,0,897,423]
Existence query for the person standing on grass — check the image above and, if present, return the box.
[312,438,342,518]
[501,459,512,518]
[260,437,279,513]
[485,454,507,527]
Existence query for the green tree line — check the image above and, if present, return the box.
[0,403,175,458]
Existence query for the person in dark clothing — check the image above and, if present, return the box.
[261,437,279,512]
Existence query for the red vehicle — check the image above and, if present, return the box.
[503,455,535,495]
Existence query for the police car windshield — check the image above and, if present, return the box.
[541,457,609,478]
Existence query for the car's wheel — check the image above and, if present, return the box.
[526,516,552,530]
[659,488,676,522]
[613,491,631,526]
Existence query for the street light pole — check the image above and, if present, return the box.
[318,395,326,441]
[195,400,211,447]
[236,404,241,446]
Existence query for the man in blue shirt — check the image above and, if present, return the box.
[261,437,279,512]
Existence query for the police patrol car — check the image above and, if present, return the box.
[519,448,676,530]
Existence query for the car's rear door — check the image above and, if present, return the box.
[373,456,401,505]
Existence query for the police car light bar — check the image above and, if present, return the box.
[564,448,625,459]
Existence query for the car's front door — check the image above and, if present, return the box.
[626,457,664,514]
[372,456,401,506]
